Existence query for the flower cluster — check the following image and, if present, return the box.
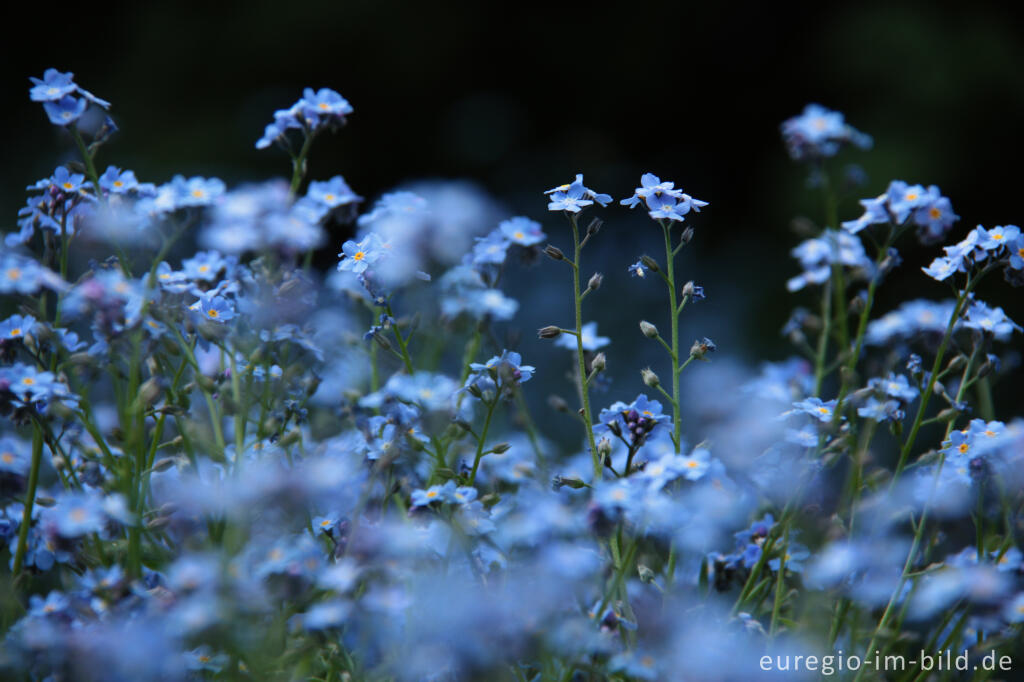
[2,71,1023,682]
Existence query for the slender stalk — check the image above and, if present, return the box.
[661,221,682,453]
[568,215,599,479]
[468,399,497,485]
[289,130,316,198]
[70,127,103,197]
[12,426,45,576]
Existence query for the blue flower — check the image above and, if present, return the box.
[787,229,872,292]
[781,103,872,160]
[545,174,611,212]
[628,260,649,278]
[411,481,457,507]
[0,256,45,294]
[922,256,958,281]
[791,397,839,422]
[0,314,36,341]
[338,233,387,274]
[182,250,228,282]
[29,69,77,102]
[45,493,105,538]
[769,543,811,572]
[554,321,609,351]
[172,175,226,207]
[98,166,139,194]
[42,95,88,126]
[869,373,919,402]
[498,216,545,246]
[0,436,30,476]
[306,175,361,210]
[299,87,353,123]
[470,230,511,265]
[963,301,1021,339]
[191,293,236,323]
[857,396,904,422]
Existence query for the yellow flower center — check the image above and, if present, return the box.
[198,264,210,273]
[817,407,830,414]
[353,251,365,261]
[191,189,205,198]
[22,377,35,386]
[929,207,941,219]
[6,268,21,280]
[426,490,438,498]
[514,231,525,240]
[324,193,336,202]
[1,452,14,464]
[62,182,74,190]
[958,443,969,454]
[113,180,124,188]
[207,309,219,318]
[905,192,918,201]
[10,328,21,337]
[318,102,330,110]
[70,508,86,521]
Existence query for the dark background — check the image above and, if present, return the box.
[3,1,1024,427]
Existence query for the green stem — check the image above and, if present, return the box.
[892,283,975,482]
[12,425,45,576]
[569,215,599,479]
[468,399,498,485]
[289,129,316,198]
[70,126,103,198]
[661,222,682,453]
[385,305,415,374]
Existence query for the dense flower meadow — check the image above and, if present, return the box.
[1,72,1023,681]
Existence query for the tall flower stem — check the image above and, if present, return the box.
[660,221,682,452]
[569,214,599,480]
[12,426,44,577]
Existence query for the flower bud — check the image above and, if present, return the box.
[490,442,511,454]
[597,437,613,463]
[547,395,570,412]
[538,325,562,339]
[690,337,717,360]
[587,272,603,291]
[680,226,695,244]
[552,475,587,490]
[591,352,606,372]
[641,367,660,388]
[640,255,660,272]
[639,320,659,338]
[586,217,603,236]
[544,245,565,261]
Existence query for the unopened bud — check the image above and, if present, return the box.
[196,374,217,393]
[139,378,161,407]
[936,408,959,422]
[372,332,392,350]
[591,352,606,372]
[151,457,178,473]
[538,325,562,339]
[587,273,603,291]
[637,564,656,583]
[641,367,660,388]
[976,361,994,379]
[640,320,659,338]
[597,437,613,463]
[35,495,57,508]
[681,281,698,297]
[490,442,511,454]
[945,355,967,373]
[680,226,695,244]
[586,217,603,236]
[544,245,565,261]
[547,395,570,412]
[552,475,587,490]
[640,254,660,272]
[690,337,717,360]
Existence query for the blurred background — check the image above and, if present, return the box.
[3,0,1024,441]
